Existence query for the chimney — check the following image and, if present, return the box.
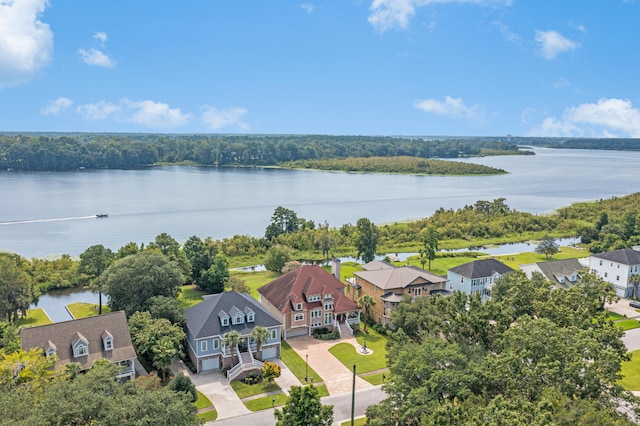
[331,257,341,280]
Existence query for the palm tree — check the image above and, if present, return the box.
[357,294,376,333]
[152,336,179,383]
[251,326,271,360]
[223,330,242,365]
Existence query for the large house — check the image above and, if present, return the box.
[448,258,514,300]
[20,311,137,381]
[589,248,640,298]
[184,291,282,375]
[520,258,587,289]
[258,264,360,339]
[347,260,449,325]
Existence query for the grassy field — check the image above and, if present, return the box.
[66,302,111,319]
[194,390,213,410]
[231,379,281,398]
[620,350,640,390]
[16,308,52,328]
[607,310,626,321]
[488,246,587,269]
[613,319,640,331]
[244,393,288,411]
[178,285,207,309]
[329,329,388,375]
[230,270,281,298]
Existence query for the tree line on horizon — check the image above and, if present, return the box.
[0,134,525,171]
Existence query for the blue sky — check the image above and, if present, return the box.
[1,0,639,137]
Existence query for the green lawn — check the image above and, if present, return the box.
[230,270,281,299]
[196,410,217,422]
[244,393,288,411]
[607,310,626,321]
[614,319,640,331]
[341,417,367,426]
[16,308,52,328]
[178,285,207,309]
[489,246,586,270]
[328,329,388,375]
[230,379,280,399]
[66,302,111,319]
[620,350,640,390]
[280,340,324,384]
[361,371,386,385]
[338,261,364,282]
[194,390,213,410]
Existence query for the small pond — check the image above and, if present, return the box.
[30,287,108,323]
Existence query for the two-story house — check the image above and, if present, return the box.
[520,258,587,289]
[348,260,449,326]
[184,291,282,374]
[258,264,360,339]
[448,258,513,301]
[19,310,137,381]
[589,248,640,298]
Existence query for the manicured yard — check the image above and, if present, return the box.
[489,246,586,270]
[402,254,483,276]
[619,350,640,390]
[16,308,52,328]
[361,371,386,385]
[613,319,640,331]
[66,302,111,319]
[230,378,281,398]
[178,285,207,309]
[196,409,217,422]
[244,393,288,411]
[607,310,626,321]
[341,417,367,426]
[329,329,388,376]
[230,270,281,298]
[194,390,213,410]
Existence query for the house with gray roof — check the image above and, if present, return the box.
[348,261,449,325]
[520,258,587,289]
[589,248,640,298]
[20,311,137,381]
[184,291,282,374]
[448,258,514,300]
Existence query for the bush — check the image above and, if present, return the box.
[168,372,197,402]
[312,327,340,340]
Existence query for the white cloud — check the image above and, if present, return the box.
[300,3,314,13]
[78,48,115,68]
[122,98,191,128]
[0,0,53,88]
[552,77,570,89]
[368,0,511,32]
[528,98,640,137]
[491,20,523,46]
[93,31,108,46]
[77,100,121,120]
[413,96,484,119]
[535,30,579,59]
[202,106,248,130]
[41,97,73,115]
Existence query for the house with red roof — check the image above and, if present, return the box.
[257,264,360,339]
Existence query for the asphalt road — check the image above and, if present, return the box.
[210,386,386,426]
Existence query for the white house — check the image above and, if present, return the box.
[589,248,640,298]
[448,258,514,301]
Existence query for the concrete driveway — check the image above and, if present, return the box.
[286,331,374,395]
[605,298,640,319]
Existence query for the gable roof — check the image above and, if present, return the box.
[185,291,281,339]
[20,311,136,371]
[448,258,514,279]
[355,262,446,291]
[520,258,587,289]
[591,248,640,266]
[258,265,358,314]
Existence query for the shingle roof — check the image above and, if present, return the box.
[20,311,136,371]
[591,248,640,265]
[258,265,358,314]
[185,291,281,339]
[355,262,446,291]
[524,258,587,288]
[448,258,514,279]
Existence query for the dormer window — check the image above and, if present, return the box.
[296,303,303,311]
[45,340,57,357]
[232,313,245,325]
[222,317,229,326]
[247,312,255,322]
[72,332,89,358]
[76,344,87,357]
[219,310,230,326]
[102,330,114,351]
[307,294,321,302]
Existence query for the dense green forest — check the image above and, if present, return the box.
[514,137,640,151]
[280,156,506,175]
[0,133,527,171]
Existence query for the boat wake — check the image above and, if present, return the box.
[0,215,98,226]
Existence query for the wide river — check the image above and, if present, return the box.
[1,147,639,258]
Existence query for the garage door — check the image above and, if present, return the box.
[285,327,308,339]
[201,356,219,371]
[262,346,277,360]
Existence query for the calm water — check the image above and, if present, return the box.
[1,147,639,258]
[30,288,107,323]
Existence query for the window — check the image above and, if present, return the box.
[294,313,304,321]
[104,337,113,351]
[213,339,219,350]
[617,275,620,281]
[232,314,244,325]
[308,295,321,302]
[311,309,322,318]
[460,276,463,283]
[247,313,255,322]
[311,321,322,327]
[414,288,422,297]
[271,329,277,340]
[324,313,333,325]
[605,272,608,278]
[200,340,208,352]
[599,260,603,266]
[324,302,334,310]
[296,303,303,311]
[75,344,87,357]
[221,317,229,326]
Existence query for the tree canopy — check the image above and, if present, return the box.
[354,217,378,263]
[274,385,333,426]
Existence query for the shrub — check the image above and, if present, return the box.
[168,372,197,402]
[262,361,282,383]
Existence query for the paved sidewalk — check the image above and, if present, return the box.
[286,333,373,395]
[169,358,250,420]
[272,358,303,395]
